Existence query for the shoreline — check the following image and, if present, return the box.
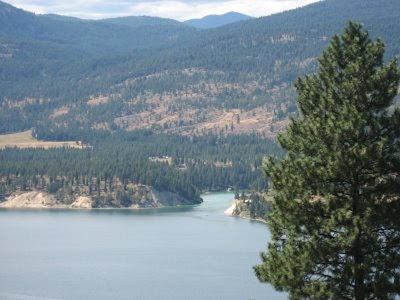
[0,202,202,211]
[224,200,268,224]
[0,190,203,211]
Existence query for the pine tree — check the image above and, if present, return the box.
[254,22,400,299]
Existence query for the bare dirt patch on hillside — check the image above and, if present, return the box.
[50,106,69,119]
[87,95,110,106]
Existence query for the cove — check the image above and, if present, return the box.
[0,192,286,299]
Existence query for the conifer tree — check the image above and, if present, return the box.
[254,22,400,299]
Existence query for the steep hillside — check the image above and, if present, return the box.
[184,12,252,29]
[0,0,399,137]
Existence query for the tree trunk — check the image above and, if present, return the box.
[352,175,365,300]
[354,239,365,300]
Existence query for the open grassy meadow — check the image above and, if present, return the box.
[0,130,84,149]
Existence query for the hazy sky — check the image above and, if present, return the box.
[5,0,321,21]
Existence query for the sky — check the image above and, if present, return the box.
[4,0,321,21]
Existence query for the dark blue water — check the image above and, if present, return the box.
[0,192,286,300]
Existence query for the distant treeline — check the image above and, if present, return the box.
[0,131,283,200]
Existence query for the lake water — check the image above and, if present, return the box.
[0,192,286,300]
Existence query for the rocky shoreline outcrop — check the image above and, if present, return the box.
[224,197,268,224]
[0,191,69,209]
[0,185,198,209]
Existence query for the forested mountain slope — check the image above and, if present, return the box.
[0,0,399,204]
[0,0,398,138]
[0,1,194,55]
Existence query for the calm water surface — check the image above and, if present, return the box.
[0,192,286,300]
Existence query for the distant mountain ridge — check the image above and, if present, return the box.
[0,1,195,56]
[101,15,186,29]
[184,11,252,29]
[0,0,399,138]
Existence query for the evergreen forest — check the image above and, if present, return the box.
[0,0,399,203]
